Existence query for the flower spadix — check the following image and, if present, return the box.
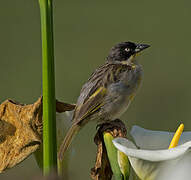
[113,124,191,180]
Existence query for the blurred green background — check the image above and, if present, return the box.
[0,0,191,179]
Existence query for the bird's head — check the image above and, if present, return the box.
[106,41,150,63]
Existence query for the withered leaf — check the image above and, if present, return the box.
[56,100,75,113]
[0,97,75,173]
[91,119,127,180]
[0,97,42,172]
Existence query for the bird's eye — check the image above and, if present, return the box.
[125,48,130,52]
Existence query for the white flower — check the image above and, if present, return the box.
[113,126,191,180]
[130,125,191,149]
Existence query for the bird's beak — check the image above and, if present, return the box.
[135,43,150,53]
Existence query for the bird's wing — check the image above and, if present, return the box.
[73,63,131,125]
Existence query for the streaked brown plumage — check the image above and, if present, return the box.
[73,63,133,124]
[58,42,150,161]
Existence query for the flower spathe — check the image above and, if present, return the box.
[112,126,191,180]
[130,125,191,149]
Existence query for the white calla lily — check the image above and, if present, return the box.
[112,126,191,180]
[130,125,191,149]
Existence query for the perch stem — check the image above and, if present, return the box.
[104,132,123,180]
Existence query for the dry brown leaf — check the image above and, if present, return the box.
[91,119,127,180]
[56,100,75,113]
[0,97,75,173]
[0,97,43,172]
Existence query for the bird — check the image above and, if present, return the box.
[58,41,150,161]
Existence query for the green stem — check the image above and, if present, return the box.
[104,133,123,180]
[38,0,57,175]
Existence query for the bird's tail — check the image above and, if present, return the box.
[58,123,80,161]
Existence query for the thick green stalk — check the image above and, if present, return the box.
[117,151,130,180]
[38,0,57,175]
[104,132,123,180]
